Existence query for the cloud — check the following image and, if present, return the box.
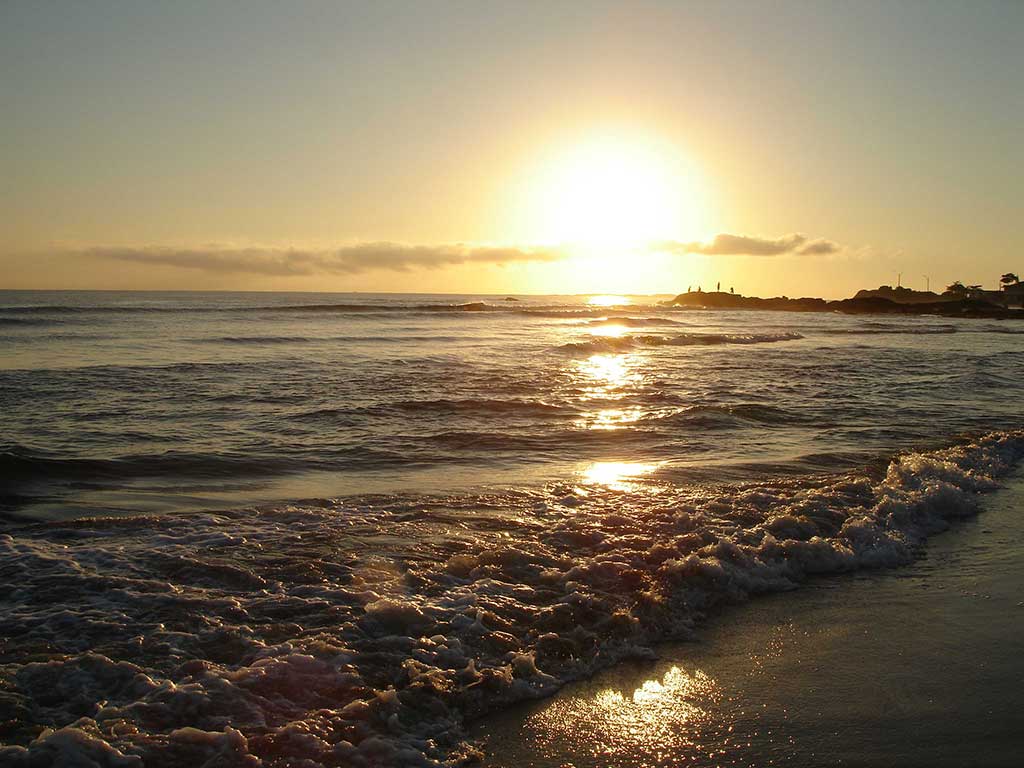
[83,242,567,276]
[654,233,841,257]
[795,238,840,255]
[72,236,842,277]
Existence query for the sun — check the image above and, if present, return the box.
[525,133,708,251]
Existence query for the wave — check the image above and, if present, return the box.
[194,334,463,345]
[820,324,958,335]
[0,445,417,496]
[0,432,1020,766]
[0,446,305,487]
[966,325,1024,335]
[268,301,504,314]
[0,317,62,327]
[0,304,173,315]
[585,317,685,327]
[650,403,807,428]
[521,307,663,318]
[288,398,576,423]
[559,331,804,354]
[389,398,574,417]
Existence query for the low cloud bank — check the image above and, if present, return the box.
[85,243,567,276]
[656,233,840,257]
[75,232,841,278]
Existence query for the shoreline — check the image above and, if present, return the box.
[475,470,1024,767]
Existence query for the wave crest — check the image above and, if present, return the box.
[558,332,804,354]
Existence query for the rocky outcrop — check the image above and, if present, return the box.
[663,291,1022,319]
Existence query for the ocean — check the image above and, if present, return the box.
[1,290,1022,766]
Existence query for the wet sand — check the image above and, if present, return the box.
[475,472,1024,767]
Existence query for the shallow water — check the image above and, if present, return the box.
[477,472,1024,767]
[1,291,1022,766]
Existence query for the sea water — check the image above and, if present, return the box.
[1,290,1022,766]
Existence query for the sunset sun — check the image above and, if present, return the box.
[524,134,709,251]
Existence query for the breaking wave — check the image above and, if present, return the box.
[1,431,1020,766]
[584,317,685,327]
[558,332,804,354]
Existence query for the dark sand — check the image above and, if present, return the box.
[475,473,1024,767]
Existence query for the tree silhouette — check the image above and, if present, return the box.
[944,281,967,295]
[1001,272,1020,286]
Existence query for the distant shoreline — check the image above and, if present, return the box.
[663,290,1024,319]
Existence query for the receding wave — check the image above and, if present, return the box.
[558,331,804,354]
[0,432,1020,766]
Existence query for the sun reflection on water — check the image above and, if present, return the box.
[577,407,645,430]
[573,351,647,433]
[576,353,638,397]
[587,294,631,307]
[589,323,628,337]
[581,461,660,490]
[524,665,727,763]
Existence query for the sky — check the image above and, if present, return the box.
[2,0,1021,297]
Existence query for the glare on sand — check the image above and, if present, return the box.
[524,666,725,762]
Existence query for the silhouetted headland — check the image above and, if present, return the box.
[664,286,1024,318]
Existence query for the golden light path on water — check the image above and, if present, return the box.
[570,317,665,486]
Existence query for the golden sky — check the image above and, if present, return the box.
[2,1,1021,297]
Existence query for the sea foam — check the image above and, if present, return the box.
[0,431,1021,766]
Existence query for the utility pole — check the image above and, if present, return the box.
[897,272,902,288]
[923,275,930,292]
